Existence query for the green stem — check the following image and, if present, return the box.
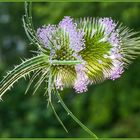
[50,101,68,133]
[48,70,52,102]
[50,60,82,65]
[56,92,98,139]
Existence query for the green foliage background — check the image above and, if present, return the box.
[0,2,140,138]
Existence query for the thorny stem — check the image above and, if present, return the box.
[56,92,99,139]
[50,101,68,133]
[48,70,52,103]
[49,60,82,65]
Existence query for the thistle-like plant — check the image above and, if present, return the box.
[1,2,140,138]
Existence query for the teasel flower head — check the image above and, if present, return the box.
[35,16,135,93]
[1,2,140,138]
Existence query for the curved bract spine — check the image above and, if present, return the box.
[118,25,140,66]
[0,55,49,100]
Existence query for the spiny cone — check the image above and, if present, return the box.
[37,16,140,93]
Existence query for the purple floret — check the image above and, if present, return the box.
[59,16,85,52]
[100,17,124,80]
[37,24,56,48]
[74,64,89,93]
[110,60,124,80]
[99,17,119,47]
[55,75,63,91]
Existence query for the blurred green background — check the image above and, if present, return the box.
[0,2,140,138]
